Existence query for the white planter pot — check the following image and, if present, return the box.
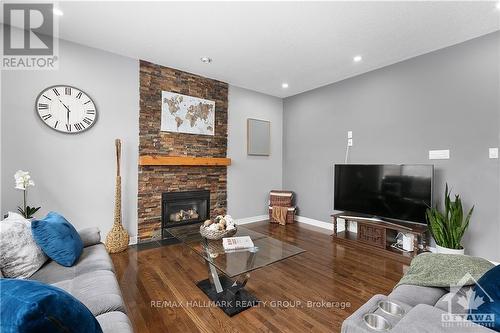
[436,244,465,255]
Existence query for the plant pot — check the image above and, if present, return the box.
[436,244,465,255]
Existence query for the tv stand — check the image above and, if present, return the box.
[331,212,429,264]
[337,215,414,230]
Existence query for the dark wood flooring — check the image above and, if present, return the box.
[111,221,407,333]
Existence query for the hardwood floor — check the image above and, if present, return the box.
[111,221,407,333]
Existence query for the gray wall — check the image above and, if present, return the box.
[228,86,283,219]
[1,38,140,238]
[283,32,500,261]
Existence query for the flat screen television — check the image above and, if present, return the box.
[334,164,433,224]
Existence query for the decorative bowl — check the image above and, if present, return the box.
[200,224,237,240]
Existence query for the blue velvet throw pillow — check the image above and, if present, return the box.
[31,212,83,267]
[469,264,500,331]
[0,279,102,333]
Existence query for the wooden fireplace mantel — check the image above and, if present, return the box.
[139,155,231,166]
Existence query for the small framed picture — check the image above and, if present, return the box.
[247,118,270,156]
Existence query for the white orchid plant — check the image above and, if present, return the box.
[14,170,40,219]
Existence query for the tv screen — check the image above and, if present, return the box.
[334,164,433,224]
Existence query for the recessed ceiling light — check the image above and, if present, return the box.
[200,57,212,64]
[282,83,289,89]
[353,55,363,63]
[53,8,64,16]
[496,1,500,10]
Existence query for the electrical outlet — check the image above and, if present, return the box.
[429,149,449,160]
[128,236,138,245]
[489,148,499,159]
[348,138,353,147]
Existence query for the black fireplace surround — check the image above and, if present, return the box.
[162,190,210,234]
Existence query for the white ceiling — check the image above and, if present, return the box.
[6,1,500,97]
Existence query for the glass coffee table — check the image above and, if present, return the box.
[167,223,305,316]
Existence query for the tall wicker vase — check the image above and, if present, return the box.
[105,139,130,253]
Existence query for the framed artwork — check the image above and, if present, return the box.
[161,91,215,135]
[247,118,270,156]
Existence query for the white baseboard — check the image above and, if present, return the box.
[234,215,268,225]
[294,215,358,233]
[233,214,357,233]
[294,215,335,231]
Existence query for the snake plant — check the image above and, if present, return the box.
[425,184,474,250]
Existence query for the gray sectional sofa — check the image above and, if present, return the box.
[28,227,133,333]
[342,284,493,332]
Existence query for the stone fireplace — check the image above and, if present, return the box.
[138,61,228,242]
[162,190,210,235]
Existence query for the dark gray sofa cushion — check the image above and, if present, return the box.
[52,270,126,316]
[30,243,114,284]
[389,284,447,307]
[96,311,133,333]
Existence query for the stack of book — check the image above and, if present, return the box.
[222,236,254,251]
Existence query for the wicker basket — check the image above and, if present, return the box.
[199,225,237,240]
[268,207,296,224]
[269,190,294,207]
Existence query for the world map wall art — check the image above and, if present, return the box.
[161,91,215,135]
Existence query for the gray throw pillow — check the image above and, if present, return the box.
[0,212,48,278]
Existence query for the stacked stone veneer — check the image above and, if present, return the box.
[138,60,228,241]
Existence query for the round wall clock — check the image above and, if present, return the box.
[35,85,98,134]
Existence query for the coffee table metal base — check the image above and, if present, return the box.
[196,275,260,317]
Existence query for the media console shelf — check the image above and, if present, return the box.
[331,212,429,264]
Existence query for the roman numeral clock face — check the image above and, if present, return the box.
[35,85,97,133]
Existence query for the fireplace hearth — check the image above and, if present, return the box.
[162,190,210,237]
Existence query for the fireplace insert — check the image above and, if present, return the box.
[162,190,210,235]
